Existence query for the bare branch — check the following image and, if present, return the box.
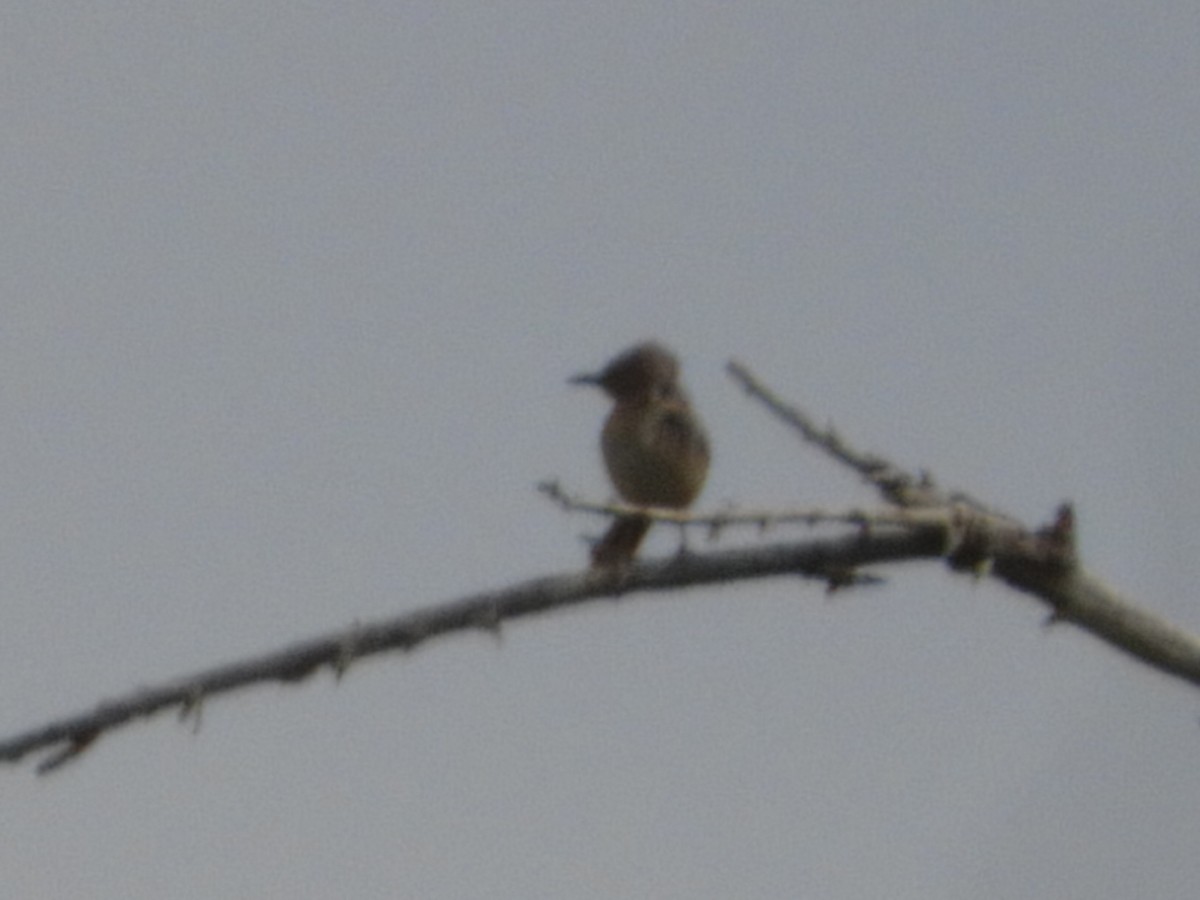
[726,359,998,514]
[5,360,1198,775]
[0,524,944,773]
[537,479,951,532]
[722,362,1200,687]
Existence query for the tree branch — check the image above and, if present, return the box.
[537,479,952,533]
[726,359,1004,515]
[724,360,1200,687]
[4,359,1197,775]
[1,524,943,773]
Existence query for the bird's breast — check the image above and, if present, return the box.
[600,401,709,508]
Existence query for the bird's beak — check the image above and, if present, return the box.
[569,371,602,387]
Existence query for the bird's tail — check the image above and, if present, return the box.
[590,514,652,568]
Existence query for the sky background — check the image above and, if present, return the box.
[2,3,1198,897]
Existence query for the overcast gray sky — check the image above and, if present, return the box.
[2,4,1198,897]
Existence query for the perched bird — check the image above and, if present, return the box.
[571,341,710,566]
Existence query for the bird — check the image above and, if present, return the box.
[570,341,710,567]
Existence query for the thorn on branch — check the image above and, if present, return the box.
[1035,503,1077,565]
[823,567,882,594]
[1042,609,1066,628]
[536,479,568,506]
[37,728,100,775]
[472,602,504,642]
[180,688,205,734]
[333,626,362,681]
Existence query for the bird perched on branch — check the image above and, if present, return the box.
[571,341,710,567]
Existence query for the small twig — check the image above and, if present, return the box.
[0,526,949,773]
[727,359,998,512]
[36,729,100,775]
[537,479,951,532]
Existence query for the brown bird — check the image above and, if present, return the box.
[571,341,710,567]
